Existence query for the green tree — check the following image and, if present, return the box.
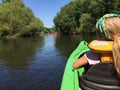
[2,0,11,3]
[54,0,120,34]
[0,0,44,38]
[54,2,77,34]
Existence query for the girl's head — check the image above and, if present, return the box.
[96,14,120,40]
[96,14,120,77]
[105,17,120,39]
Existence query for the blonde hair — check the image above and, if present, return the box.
[105,17,120,76]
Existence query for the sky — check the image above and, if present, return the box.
[0,0,71,28]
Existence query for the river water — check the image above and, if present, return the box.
[0,34,91,90]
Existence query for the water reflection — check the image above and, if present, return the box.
[55,35,85,57]
[0,36,44,77]
[0,34,93,90]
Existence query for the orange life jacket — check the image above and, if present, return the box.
[88,40,113,62]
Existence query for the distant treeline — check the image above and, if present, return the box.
[0,0,45,39]
[54,0,120,34]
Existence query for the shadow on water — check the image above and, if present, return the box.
[55,34,94,57]
[0,36,44,77]
[55,35,81,57]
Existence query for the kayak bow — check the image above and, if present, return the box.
[60,41,90,90]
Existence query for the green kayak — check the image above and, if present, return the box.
[61,40,120,90]
[60,41,90,90]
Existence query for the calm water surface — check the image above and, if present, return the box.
[0,34,90,90]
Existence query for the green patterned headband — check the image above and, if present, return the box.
[96,14,120,40]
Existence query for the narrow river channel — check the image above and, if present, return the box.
[0,34,90,90]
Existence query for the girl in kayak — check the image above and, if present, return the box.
[73,13,120,77]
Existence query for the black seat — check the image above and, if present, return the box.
[79,62,120,90]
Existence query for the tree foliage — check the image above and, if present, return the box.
[54,0,120,34]
[0,0,44,38]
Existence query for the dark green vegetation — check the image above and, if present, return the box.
[54,0,120,34]
[0,0,45,39]
[1,0,120,38]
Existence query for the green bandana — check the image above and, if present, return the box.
[96,14,120,40]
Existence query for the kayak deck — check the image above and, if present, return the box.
[60,41,90,90]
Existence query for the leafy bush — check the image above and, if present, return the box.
[0,26,10,37]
